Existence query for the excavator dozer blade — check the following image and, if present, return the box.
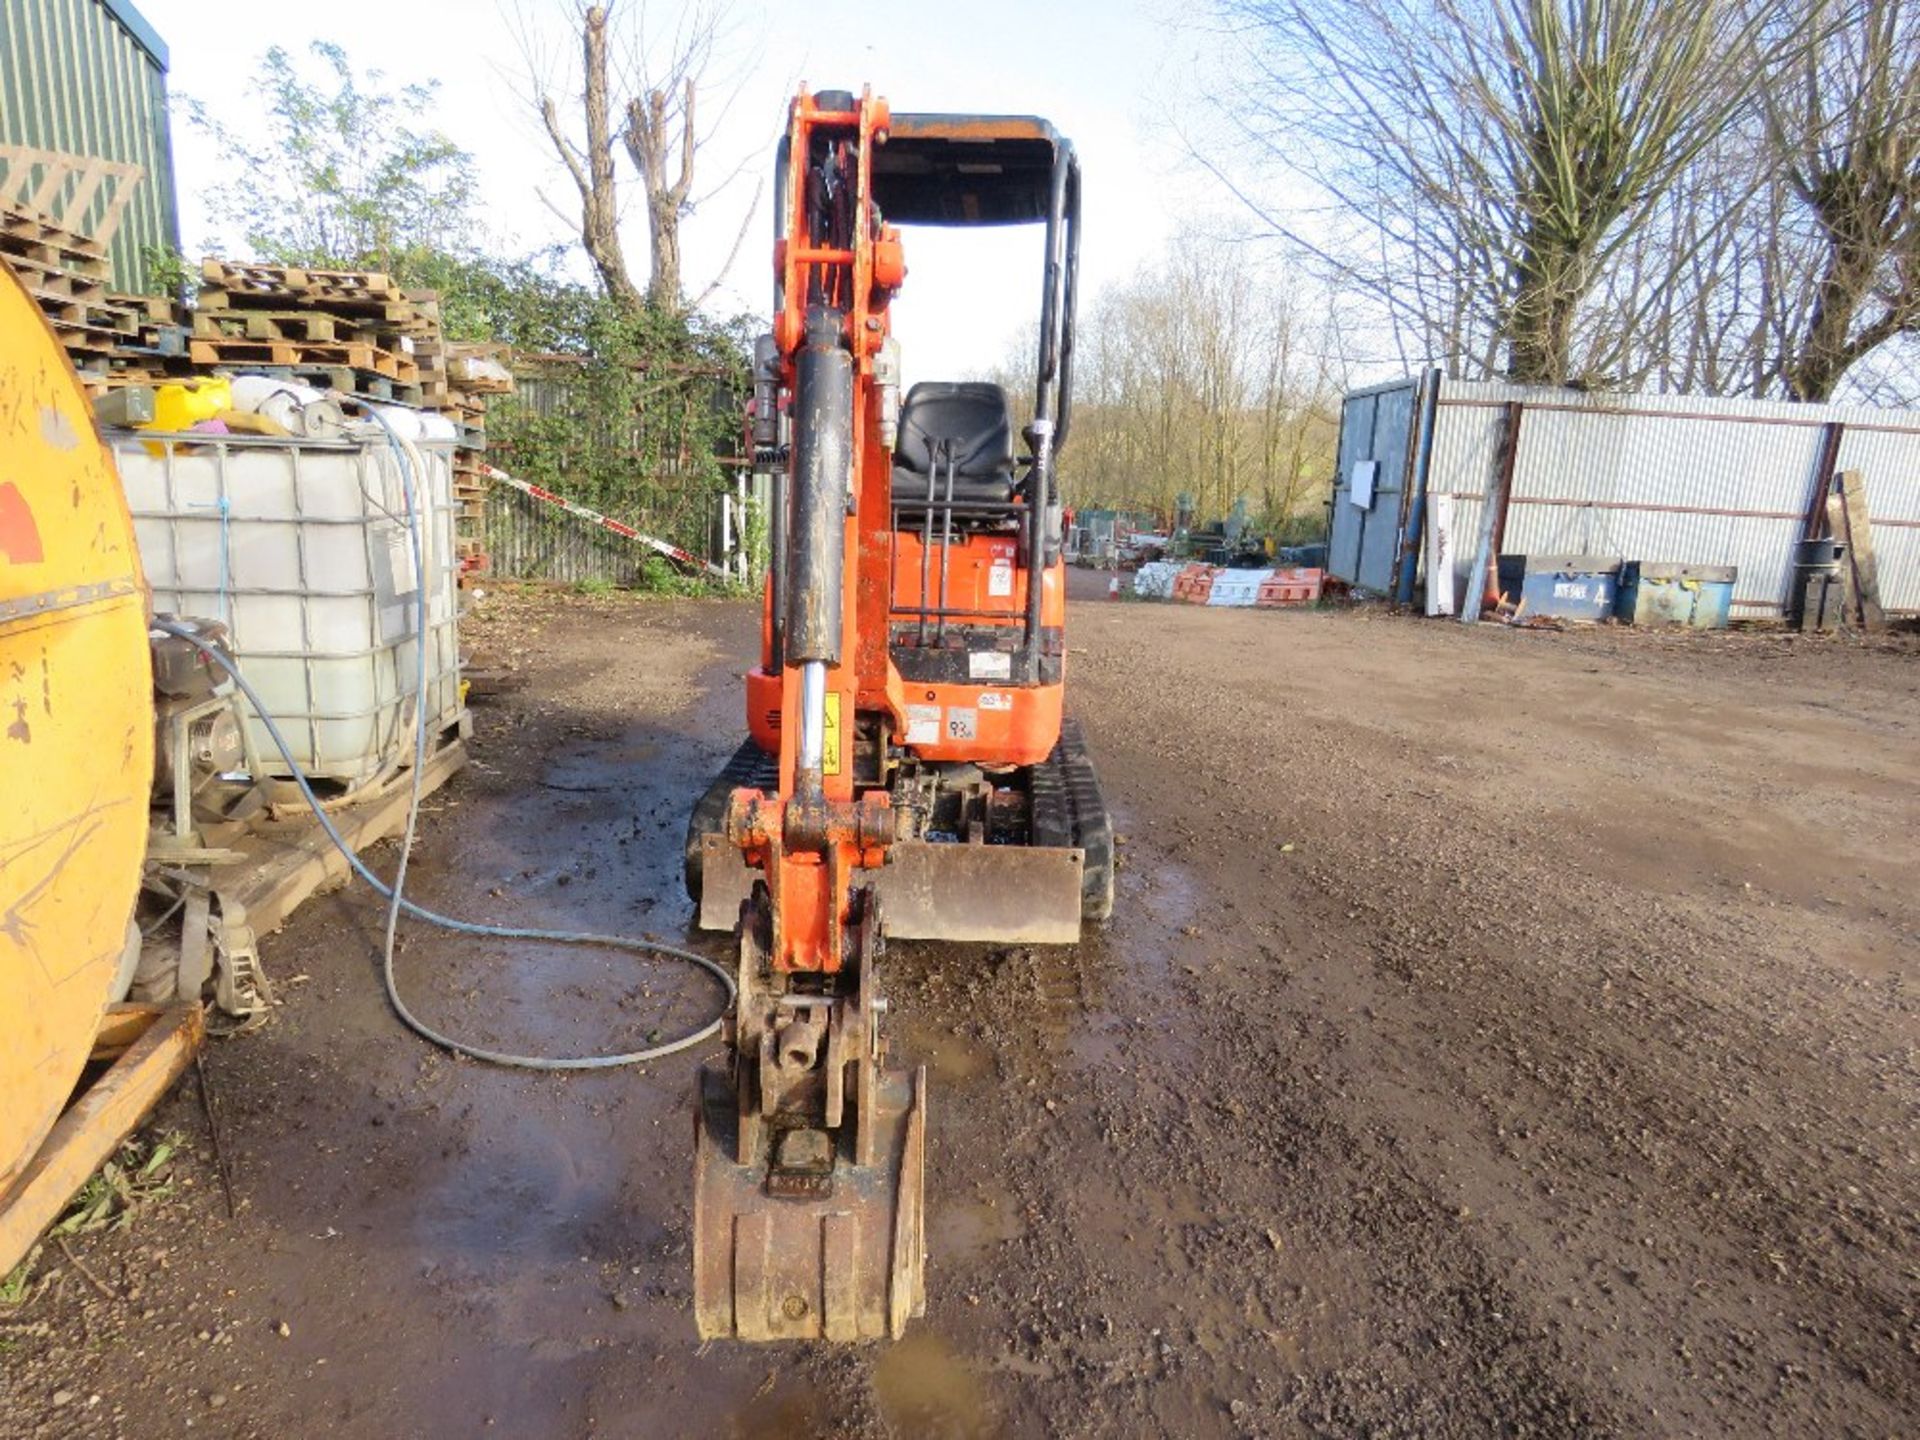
[700,834,1085,944]
[692,1063,927,1341]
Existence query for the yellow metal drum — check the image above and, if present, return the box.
[0,262,153,1190]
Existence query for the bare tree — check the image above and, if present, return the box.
[535,5,643,310]
[1762,0,1920,400]
[519,1,756,312]
[1211,0,1803,387]
[998,231,1343,531]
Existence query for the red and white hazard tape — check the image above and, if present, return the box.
[482,463,727,578]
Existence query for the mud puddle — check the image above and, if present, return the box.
[873,1331,994,1440]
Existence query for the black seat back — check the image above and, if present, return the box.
[895,382,1013,480]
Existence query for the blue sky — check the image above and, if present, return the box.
[140,0,1244,383]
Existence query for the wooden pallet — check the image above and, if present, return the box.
[6,251,108,303]
[107,292,181,324]
[40,296,139,335]
[190,307,397,345]
[1,205,109,276]
[55,332,130,364]
[206,361,425,407]
[210,726,468,936]
[196,287,426,327]
[0,149,145,252]
[199,258,406,304]
[0,1005,205,1277]
[187,336,418,382]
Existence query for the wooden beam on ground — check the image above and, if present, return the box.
[90,1003,167,1062]
[0,1005,205,1277]
[1833,471,1886,633]
[208,737,467,937]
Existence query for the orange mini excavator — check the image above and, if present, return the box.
[686,88,1109,1342]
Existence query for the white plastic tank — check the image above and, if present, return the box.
[112,422,462,786]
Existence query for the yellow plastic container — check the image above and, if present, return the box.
[147,376,233,434]
[0,264,155,1191]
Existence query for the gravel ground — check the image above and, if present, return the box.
[2,579,1913,1439]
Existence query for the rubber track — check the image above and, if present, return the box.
[1061,717,1115,922]
[684,739,777,903]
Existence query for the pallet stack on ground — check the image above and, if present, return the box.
[190,260,434,404]
[434,342,514,585]
[0,203,188,382]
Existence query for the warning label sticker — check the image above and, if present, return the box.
[945,707,978,741]
[968,650,1013,680]
[823,691,842,775]
[906,703,940,746]
[988,559,1014,598]
[978,691,1011,711]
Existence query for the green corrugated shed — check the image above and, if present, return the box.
[0,0,179,292]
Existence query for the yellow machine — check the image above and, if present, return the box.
[0,261,156,1192]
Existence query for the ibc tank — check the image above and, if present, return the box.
[111,428,462,786]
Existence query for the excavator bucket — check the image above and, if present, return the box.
[693,1062,926,1341]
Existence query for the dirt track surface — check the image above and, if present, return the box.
[3,579,1915,1439]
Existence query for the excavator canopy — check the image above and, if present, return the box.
[872,114,1065,226]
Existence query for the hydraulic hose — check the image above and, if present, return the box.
[148,413,733,1071]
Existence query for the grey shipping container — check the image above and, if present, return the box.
[0,0,180,292]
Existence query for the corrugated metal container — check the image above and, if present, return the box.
[0,0,179,292]
[1337,376,1920,618]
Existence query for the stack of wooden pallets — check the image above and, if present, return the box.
[8,230,513,586]
[191,260,434,403]
[0,203,188,382]
[437,343,514,584]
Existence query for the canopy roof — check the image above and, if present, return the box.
[872,114,1066,226]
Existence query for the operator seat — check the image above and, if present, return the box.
[893,381,1016,514]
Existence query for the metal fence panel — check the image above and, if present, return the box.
[1330,380,1418,592]
[1835,425,1920,622]
[485,485,654,587]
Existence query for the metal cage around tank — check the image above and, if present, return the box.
[111,429,463,786]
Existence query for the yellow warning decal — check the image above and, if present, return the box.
[823,691,842,776]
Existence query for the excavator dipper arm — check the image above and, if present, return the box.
[691,88,926,1341]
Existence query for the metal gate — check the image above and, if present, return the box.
[1329,381,1417,593]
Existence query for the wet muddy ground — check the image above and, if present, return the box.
[3,578,1916,1438]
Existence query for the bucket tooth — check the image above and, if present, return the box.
[693,1063,925,1341]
